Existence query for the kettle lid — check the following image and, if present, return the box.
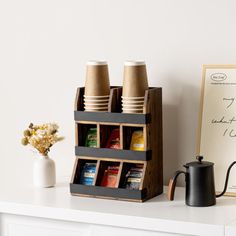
[185,156,214,168]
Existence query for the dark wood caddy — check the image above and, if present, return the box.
[70,87,163,202]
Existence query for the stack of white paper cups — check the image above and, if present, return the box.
[84,61,110,112]
[122,61,148,113]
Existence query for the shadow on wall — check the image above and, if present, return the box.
[162,83,200,187]
[163,103,179,186]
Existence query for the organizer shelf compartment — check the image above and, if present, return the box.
[95,160,122,188]
[99,124,120,148]
[122,125,148,151]
[72,158,99,186]
[70,157,147,202]
[70,184,147,201]
[75,146,152,161]
[71,86,163,202]
[75,123,97,147]
[119,162,145,190]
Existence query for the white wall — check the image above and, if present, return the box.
[0,0,236,186]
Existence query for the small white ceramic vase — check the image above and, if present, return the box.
[33,155,56,188]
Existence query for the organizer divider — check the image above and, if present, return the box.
[75,123,79,146]
[108,87,122,113]
[93,160,101,185]
[143,125,147,151]
[116,162,124,188]
[97,123,100,148]
[139,161,147,190]
[120,125,124,149]
[70,157,79,184]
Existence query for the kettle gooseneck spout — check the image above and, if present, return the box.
[216,161,236,197]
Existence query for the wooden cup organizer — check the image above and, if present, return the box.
[70,87,163,202]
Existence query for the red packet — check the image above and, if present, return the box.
[106,129,120,149]
[101,166,119,188]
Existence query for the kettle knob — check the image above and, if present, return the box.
[196,155,203,163]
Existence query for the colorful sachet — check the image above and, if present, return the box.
[106,128,120,149]
[101,165,119,188]
[80,163,97,185]
[85,128,97,148]
[130,130,144,151]
[123,165,143,190]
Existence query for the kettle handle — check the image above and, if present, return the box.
[168,171,186,201]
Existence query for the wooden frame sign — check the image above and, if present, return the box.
[199,65,236,196]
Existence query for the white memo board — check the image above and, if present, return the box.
[199,65,236,196]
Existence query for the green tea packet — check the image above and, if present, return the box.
[85,128,97,147]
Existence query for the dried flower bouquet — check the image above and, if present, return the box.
[21,123,64,157]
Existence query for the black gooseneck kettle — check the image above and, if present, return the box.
[168,156,236,207]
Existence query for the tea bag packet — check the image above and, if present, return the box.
[80,163,97,185]
[85,128,97,147]
[106,128,120,149]
[124,165,143,190]
[130,130,144,151]
[101,166,119,188]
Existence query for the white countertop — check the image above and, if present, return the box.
[1,179,236,235]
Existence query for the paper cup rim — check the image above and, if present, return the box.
[122,109,143,111]
[84,98,109,102]
[122,108,144,111]
[84,110,108,112]
[87,60,107,66]
[122,111,143,113]
[85,106,109,108]
[84,95,110,98]
[84,107,108,110]
[85,107,108,109]
[122,103,144,105]
[122,96,145,99]
[85,105,108,108]
[84,100,109,103]
[84,101,109,105]
[122,100,144,103]
[124,60,146,66]
[122,104,144,107]
[85,110,108,112]
[84,104,108,108]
